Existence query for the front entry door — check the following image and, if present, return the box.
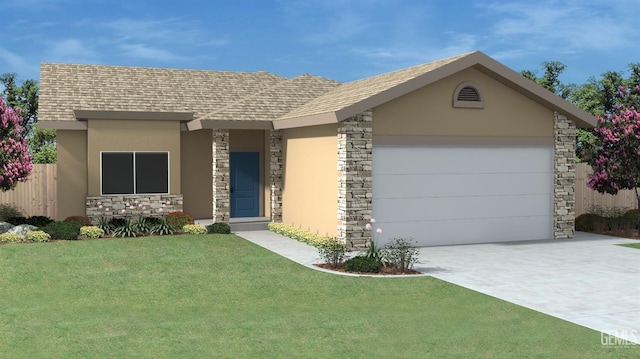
[230,152,260,217]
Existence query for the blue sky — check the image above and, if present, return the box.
[0,0,637,85]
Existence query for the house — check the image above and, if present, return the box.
[39,51,596,247]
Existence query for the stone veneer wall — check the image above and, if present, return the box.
[553,112,576,239]
[86,194,183,223]
[212,129,230,223]
[337,111,373,248]
[270,130,283,222]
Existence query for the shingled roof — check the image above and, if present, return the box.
[39,63,286,124]
[273,51,597,128]
[188,73,341,130]
[39,51,597,130]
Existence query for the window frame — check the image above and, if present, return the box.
[100,151,170,195]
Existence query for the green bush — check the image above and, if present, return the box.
[0,203,22,222]
[0,232,23,243]
[382,238,420,273]
[343,256,381,273]
[43,221,82,240]
[64,215,92,226]
[183,224,206,235]
[26,230,51,242]
[6,216,28,225]
[165,212,194,230]
[150,218,175,236]
[111,219,139,237]
[80,226,105,239]
[25,216,54,227]
[575,213,599,232]
[207,222,231,234]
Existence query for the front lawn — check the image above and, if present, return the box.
[0,235,636,358]
[619,242,640,249]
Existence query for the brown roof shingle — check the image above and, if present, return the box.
[39,63,286,122]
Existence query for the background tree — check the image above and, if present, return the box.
[0,98,33,191]
[0,73,56,163]
[582,86,640,207]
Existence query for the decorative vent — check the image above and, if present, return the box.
[453,81,484,108]
[457,86,481,101]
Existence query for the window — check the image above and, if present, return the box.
[453,81,484,108]
[101,152,169,195]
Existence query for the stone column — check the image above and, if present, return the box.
[212,129,230,223]
[337,110,373,248]
[553,112,576,239]
[270,130,283,222]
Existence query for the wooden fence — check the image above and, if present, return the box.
[0,164,57,219]
[575,162,637,215]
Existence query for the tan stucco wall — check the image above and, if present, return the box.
[87,120,181,196]
[57,130,88,219]
[230,130,267,217]
[181,130,213,219]
[373,67,554,137]
[282,124,338,237]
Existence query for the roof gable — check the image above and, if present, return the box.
[273,51,596,129]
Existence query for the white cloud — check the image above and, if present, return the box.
[479,0,639,53]
[100,18,228,47]
[48,38,98,63]
[119,44,184,62]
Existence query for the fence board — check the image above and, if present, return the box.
[575,162,637,215]
[0,164,57,219]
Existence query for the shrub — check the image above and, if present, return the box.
[0,232,23,243]
[343,256,382,273]
[43,221,82,240]
[111,219,139,237]
[64,215,92,226]
[183,224,206,235]
[150,217,175,236]
[207,222,231,234]
[25,216,54,227]
[382,238,420,273]
[6,216,28,225]
[80,226,105,239]
[317,237,348,268]
[0,203,22,222]
[165,212,194,230]
[26,230,51,242]
[109,217,127,228]
[575,213,600,232]
[143,216,163,225]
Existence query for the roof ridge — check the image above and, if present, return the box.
[40,62,283,77]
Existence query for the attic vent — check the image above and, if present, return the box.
[453,81,484,108]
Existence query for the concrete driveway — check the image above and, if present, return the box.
[237,230,640,344]
[414,232,640,344]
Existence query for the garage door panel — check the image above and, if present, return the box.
[372,145,553,245]
[373,194,551,222]
[374,215,551,247]
[373,147,552,175]
[373,172,551,198]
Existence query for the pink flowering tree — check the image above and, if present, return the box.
[583,85,640,209]
[0,98,32,191]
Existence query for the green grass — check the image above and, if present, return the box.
[619,242,640,249]
[1,235,637,358]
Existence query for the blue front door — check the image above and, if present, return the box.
[230,152,260,218]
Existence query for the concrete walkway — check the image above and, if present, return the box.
[236,230,640,344]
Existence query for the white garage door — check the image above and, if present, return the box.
[372,145,553,246]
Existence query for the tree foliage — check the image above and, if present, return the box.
[0,98,33,191]
[582,86,640,206]
[0,73,55,163]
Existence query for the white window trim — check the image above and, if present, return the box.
[453,81,485,109]
[100,151,170,196]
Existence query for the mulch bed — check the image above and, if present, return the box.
[314,263,422,275]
